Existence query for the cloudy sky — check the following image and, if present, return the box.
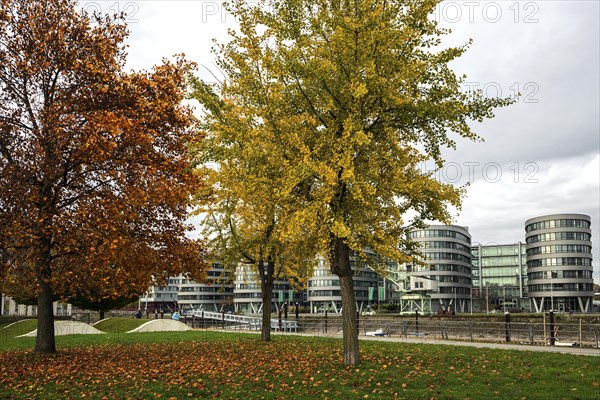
[82,1,599,281]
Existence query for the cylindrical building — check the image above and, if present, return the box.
[525,214,594,313]
[233,265,296,314]
[177,264,234,313]
[307,250,386,314]
[408,225,472,313]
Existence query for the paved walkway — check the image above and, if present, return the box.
[354,334,600,357]
[283,331,596,357]
[212,327,600,356]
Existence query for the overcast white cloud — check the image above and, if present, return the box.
[80,1,599,282]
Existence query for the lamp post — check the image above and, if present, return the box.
[485,284,489,315]
[453,287,457,314]
[515,271,521,310]
[470,287,473,315]
[550,271,554,312]
[414,306,419,334]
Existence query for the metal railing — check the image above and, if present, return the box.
[184,311,298,332]
[180,314,600,348]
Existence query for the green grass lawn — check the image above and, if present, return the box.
[1,330,598,399]
[0,319,39,350]
[93,317,152,333]
[0,319,38,337]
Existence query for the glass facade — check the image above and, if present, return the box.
[138,264,235,313]
[525,218,591,232]
[407,225,472,314]
[135,214,594,316]
[526,232,591,244]
[232,265,301,314]
[526,244,592,256]
[306,252,390,314]
[409,229,471,243]
[177,263,234,313]
[471,243,527,312]
[525,214,594,313]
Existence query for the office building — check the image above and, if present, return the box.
[406,225,473,313]
[471,243,527,312]
[233,265,301,314]
[525,214,594,313]
[307,251,392,313]
[177,263,234,313]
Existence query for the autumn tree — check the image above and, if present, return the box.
[190,70,320,341]
[193,0,513,364]
[0,0,207,353]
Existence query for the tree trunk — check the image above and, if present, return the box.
[330,237,360,365]
[35,279,56,353]
[260,261,275,342]
[99,310,105,320]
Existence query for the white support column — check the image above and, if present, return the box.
[532,297,542,313]
[577,297,590,313]
[9,298,17,315]
[17,304,26,315]
[584,298,591,313]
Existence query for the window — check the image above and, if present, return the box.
[526,219,590,232]
[526,232,591,244]
[526,245,591,256]
[527,257,592,267]
[409,229,470,243]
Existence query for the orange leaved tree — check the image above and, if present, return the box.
[0,0,207,353]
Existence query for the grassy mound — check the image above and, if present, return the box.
[0,319,38,337]
[93,318,151,333]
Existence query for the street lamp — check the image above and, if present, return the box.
[453,287,457,314]
[414,306,419,334]
[470,287,473,315]
[549,271,554,312]
[485,284,489,315]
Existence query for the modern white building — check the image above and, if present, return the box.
[178,263,234,313]
[1,294,71,316]
[233,265,299,314]
[525,214,594,313]
[306,251,394,314]
[139,263,234,313]
[405,225,473,313]
[471,242,528,312]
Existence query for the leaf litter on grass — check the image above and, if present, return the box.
[1,334,598,399]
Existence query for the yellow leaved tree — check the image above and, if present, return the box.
[190,42,322,341]
[192,0,513,364]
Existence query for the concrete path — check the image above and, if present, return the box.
[355,334,600,357]
[212,328,600,356]
[286,331,596,357]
